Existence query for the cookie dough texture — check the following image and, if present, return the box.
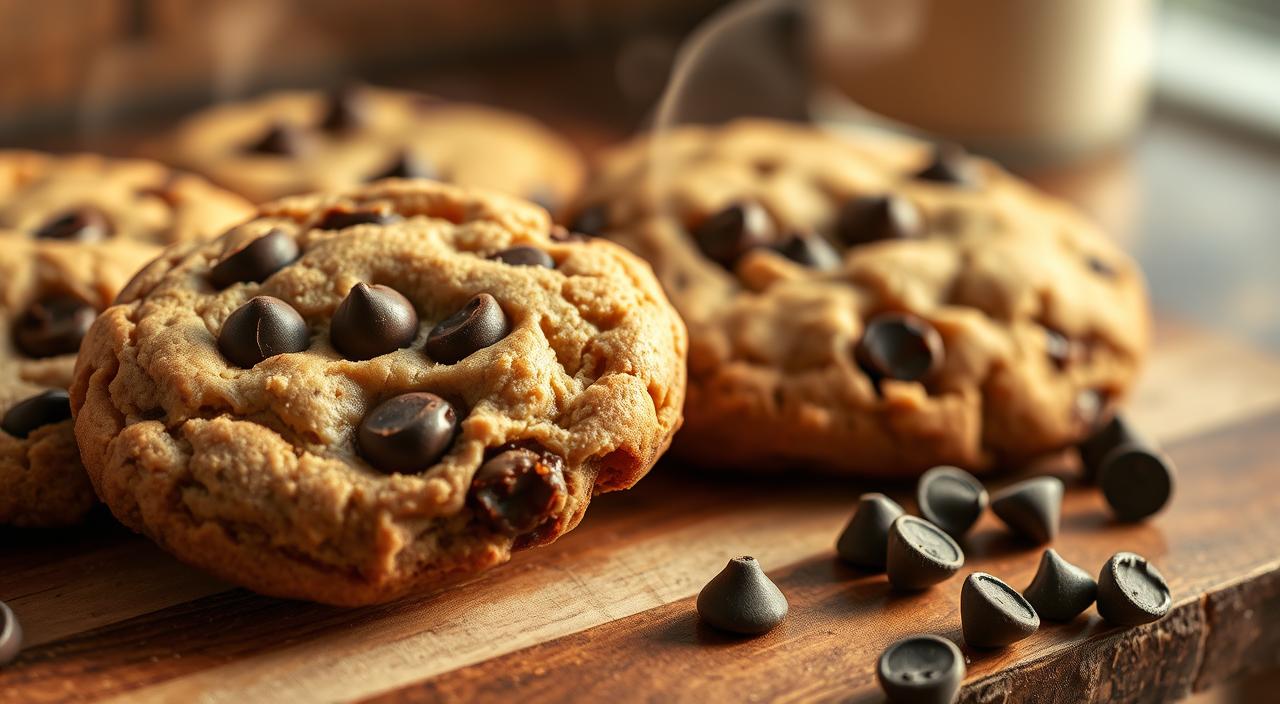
[162,86,586,210]
[573,120,1150,476]
[72,180,686,604]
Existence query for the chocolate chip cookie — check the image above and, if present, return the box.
[570,120,1150,476]
[71,180,686,604]
[161,85,586,213]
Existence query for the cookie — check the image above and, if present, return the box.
[161,85,586,213]
[570,120,1150,476]
[71,179,686,605]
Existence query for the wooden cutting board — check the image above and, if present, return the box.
[3,319,1280,704]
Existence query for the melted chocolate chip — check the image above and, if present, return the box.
[330,283,419,360]
[470,447,567,535]
[357,392,458,474]
[33,208,112,242]
[2,389,72,438]
[318,84,369,132]
[836,195,923,247]
[691,201,776,268]
[569,204,608,236]
[209,229,300,288]
[774,232,841,270]
[244,122,306,156]
[13,296,97,358]
[217,296,310,368]
[855,313,945,385]
[314,206,403,230]
[367,150,437,182]
[424,293,509,364]
[491,245,555,269]
[915,144,981,187]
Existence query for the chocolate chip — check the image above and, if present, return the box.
[470,447,567,535]
[1099,444,1175,522]
[424,293,509,364]
[34,208,112,241]
[915,144,980,187]
[774,232,841,270]
[990,476,1063,544]
[835,492,905,571]
[314,206,403,230]
[13,296,97,358]
[367,150,437,182]
[916,466,988,539]
[836,195,923,247]
[0,599,22,666]
[217,296,309,368]
[318,84,368,132]
[569,204,608,236]
[961,572,1040,648]
[856,313,944,385]
[357,392,458,474]
[209,229,300,289]
[886,515,965,590]
[876,634,964,704]
[1096,552,1171,626]
[330,283,418,360]
[1076,414,1140,482]
[696,556,789,635]
[491,245,554,269]
[691,201,776,268]
[1022,549,1097,622]
[2,389,72,439]
[244,122,306,156]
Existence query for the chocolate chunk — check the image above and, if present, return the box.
[314,206,403,230]
[0,599,22,666]
[990,476,1063,544]
[1096,552,1171,626]
[424,293,509,364]
[217,296,309,368]
[835,492,905,571]
[916,466,988,539]
[357,392,458,474]
[569,204,608,236]
[1099,445,1175,522]
[774,232,841,270]
[209,229,300,288]
[876,634,964,704]
[961,572,1040,649]
[491,245,555,269]
[1076,414,1140,482]
[886,515,965,590]
[2,389,72,439]
[856,313,944,385]
[696,556,789,635]
[691,201,776,268]
[367,150,437,182]
[915,144,980,187]
[330,283,418,360]
[245,122,306,156]
[34,208,112,241]
[836,195,923,247]
[470,447,567,535]
[319,84,368,132]
[13,296,97,358]
[1022,549,1097,622]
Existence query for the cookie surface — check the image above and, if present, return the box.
[71,180,686,605]
[162,86,586,212]
[572,120,1150,476]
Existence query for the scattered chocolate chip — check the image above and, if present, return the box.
[876,634,964,704]
[696,556,789,635]
[217,296,309,368]
[0,599,22,666]
[2,389,72,438]
[961,572,1040,648]
[836,195,924,247]
[470,447,567,535]
[357,392,458,474]
[691,201,776,268]
[835,492,905,571]
[569,204,608,236]
[1087,256,1117,278]
[34,208,112,241]
[915,144,980,187]
[491,245,555,269]
[990,476,1063,544]
[774,232,841,270]
[916,466,988,539]
[330,283,418,360]
[367,150,437,182]
[318,84,368,132]
[1022,549,1097,622]
[1099,445,1175,522]
[245,122,306,156]
[13,296,97,358]
[314,206,402,230]
[856,313,945,385]
[1096,552,1171,626]
[209,229,300,289]
[424,293,509,364]
[886,515,965,590]
[1077,414,1140,482]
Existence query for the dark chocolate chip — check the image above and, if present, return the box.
[2,389,72,439]
[835,492,905,571]
[569,204,608,236]
[245,122,306,156]
[13,296,97,358]
[217,296,309,368]
[696,556,789,635]
[1076,414,1141,482]
[1087,256,1117,278]
[1099,444,1174,522]
[367,150,437,182]
[836,195,923,247]
[876,634,964,704]
[961,572,1040,649]
[209,229,300,289]
[34,208,112,242]
[990,476,1063,544]
[856,313,944,385]
[470,447,567,535]
[424,293,509,364]
[318,84,369,132]
[886,515,965,590]
[1022,549,1097,622]
[1096,552,1171,626]
[491,245,555,269]
[691,201,776,268]
[774,232,841,270]
[357,392,458,474]
[314,206,403,230]
[0,599,22,666]
[915,144,980,187]
[330,283,419,361]
[916,466,988,539]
